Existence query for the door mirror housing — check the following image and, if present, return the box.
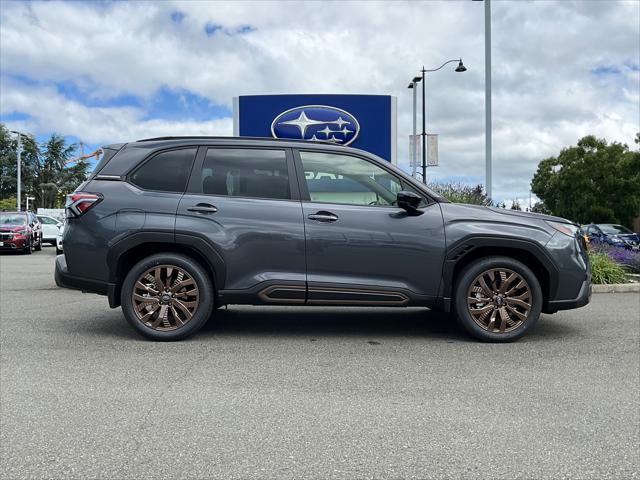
[396,191,422,213]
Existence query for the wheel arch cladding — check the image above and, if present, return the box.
[108,236,223,308]
[443,239,556,311]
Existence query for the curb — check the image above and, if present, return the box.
[592,283,640,293]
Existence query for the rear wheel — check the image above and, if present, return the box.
[454,256,542,342]
[121,253,214,341]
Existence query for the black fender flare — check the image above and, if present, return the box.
[106,230,226,289]
[438,235,559,311]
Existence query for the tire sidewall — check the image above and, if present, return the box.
[121,253,214,341]
[454,256,542,342]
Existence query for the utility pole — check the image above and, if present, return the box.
[484,0,492,199]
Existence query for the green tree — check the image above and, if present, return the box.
[531,135,640,227]
[0,125,39,204]
[0,124,89,210]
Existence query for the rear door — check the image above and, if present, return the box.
[294,149,446,305]
[176,146,306,303]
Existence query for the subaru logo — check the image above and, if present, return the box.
[271,105,360,146]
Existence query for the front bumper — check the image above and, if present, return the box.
[545,275,592,313]
[0,237,28,250]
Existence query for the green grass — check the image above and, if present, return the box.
[588,251,629,284]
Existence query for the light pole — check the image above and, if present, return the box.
[484,0,492,199]
[407,76,422,178]
[9,130,23,211]
[418,59,467,184]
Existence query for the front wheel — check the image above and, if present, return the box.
[454,256,542,342]
[23,238,33,255]
[34,234,42,251]
[121,253,214,341]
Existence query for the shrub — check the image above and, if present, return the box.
[429,183,492,206]
[588,251,629,284]
[590,242,640,273]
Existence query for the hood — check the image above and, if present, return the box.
[445,203,573,225]
[484,207,574,224]
[0,225,28,232]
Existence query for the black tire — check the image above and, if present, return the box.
[23,238,33,255]
[454,256,542,342]
[56,247,63,255]
[34,235,42,251]
[121,253,215,341]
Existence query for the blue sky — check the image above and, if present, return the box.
[1,1,638,203]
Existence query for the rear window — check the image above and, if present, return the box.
[130,148,197,193]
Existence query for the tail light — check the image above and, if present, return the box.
[66,192,103,218]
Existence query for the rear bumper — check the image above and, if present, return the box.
[545,276,592,313]
[55,255,118,306]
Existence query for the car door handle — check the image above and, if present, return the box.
[187,203,218,214]
[308,211,338,222]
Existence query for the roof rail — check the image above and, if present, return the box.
[135,135,341,144]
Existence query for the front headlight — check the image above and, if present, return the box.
[546,221,579,237]
[610,236,623,243]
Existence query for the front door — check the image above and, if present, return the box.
[295,150,446,305]
[176,146,306,303]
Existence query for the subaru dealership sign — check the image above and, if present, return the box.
[233,94,397,163]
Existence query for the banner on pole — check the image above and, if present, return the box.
[427,134,439,167]
[408,134,421,168]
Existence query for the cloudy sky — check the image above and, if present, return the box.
[1,0,638,203]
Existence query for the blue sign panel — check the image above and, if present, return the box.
[234,94,396,163]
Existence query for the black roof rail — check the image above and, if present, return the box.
[134,135,341,145]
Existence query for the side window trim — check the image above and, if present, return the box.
[126,146,198,194]
[293,149,433,207]
[185,146,300,201]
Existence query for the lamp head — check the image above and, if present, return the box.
[455,59,467,72]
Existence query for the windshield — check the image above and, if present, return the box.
[0,213,27,226]
[599,224,633,234]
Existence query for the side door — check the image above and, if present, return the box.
[176,146,306,303]
[295,149,446,305]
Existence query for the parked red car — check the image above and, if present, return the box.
[0,211,43,254]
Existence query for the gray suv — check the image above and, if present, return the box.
[55,137,591,341]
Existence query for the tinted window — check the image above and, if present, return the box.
[130,148,196,192]
[299,151,424,206]
[199,149,290,200]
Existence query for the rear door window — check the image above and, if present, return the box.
[197,148,291,200]
[130,148,197,193]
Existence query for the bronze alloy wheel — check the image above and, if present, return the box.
[466,268,532,333]
[131,265,200,331]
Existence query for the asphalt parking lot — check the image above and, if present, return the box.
[1,247,639,479]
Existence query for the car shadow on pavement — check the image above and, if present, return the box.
[76,307,579,343]
[200,306,467,341]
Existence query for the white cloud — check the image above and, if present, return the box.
[1,0,638,202]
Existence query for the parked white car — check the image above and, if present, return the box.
[37,215,63,245]
[56,223,64,255]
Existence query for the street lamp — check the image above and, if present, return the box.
[9,130,24,211]
[26,196,35,212]
[407,75,422,178]
[417,58,467,183]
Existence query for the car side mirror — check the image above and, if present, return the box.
[396,191,422,213]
